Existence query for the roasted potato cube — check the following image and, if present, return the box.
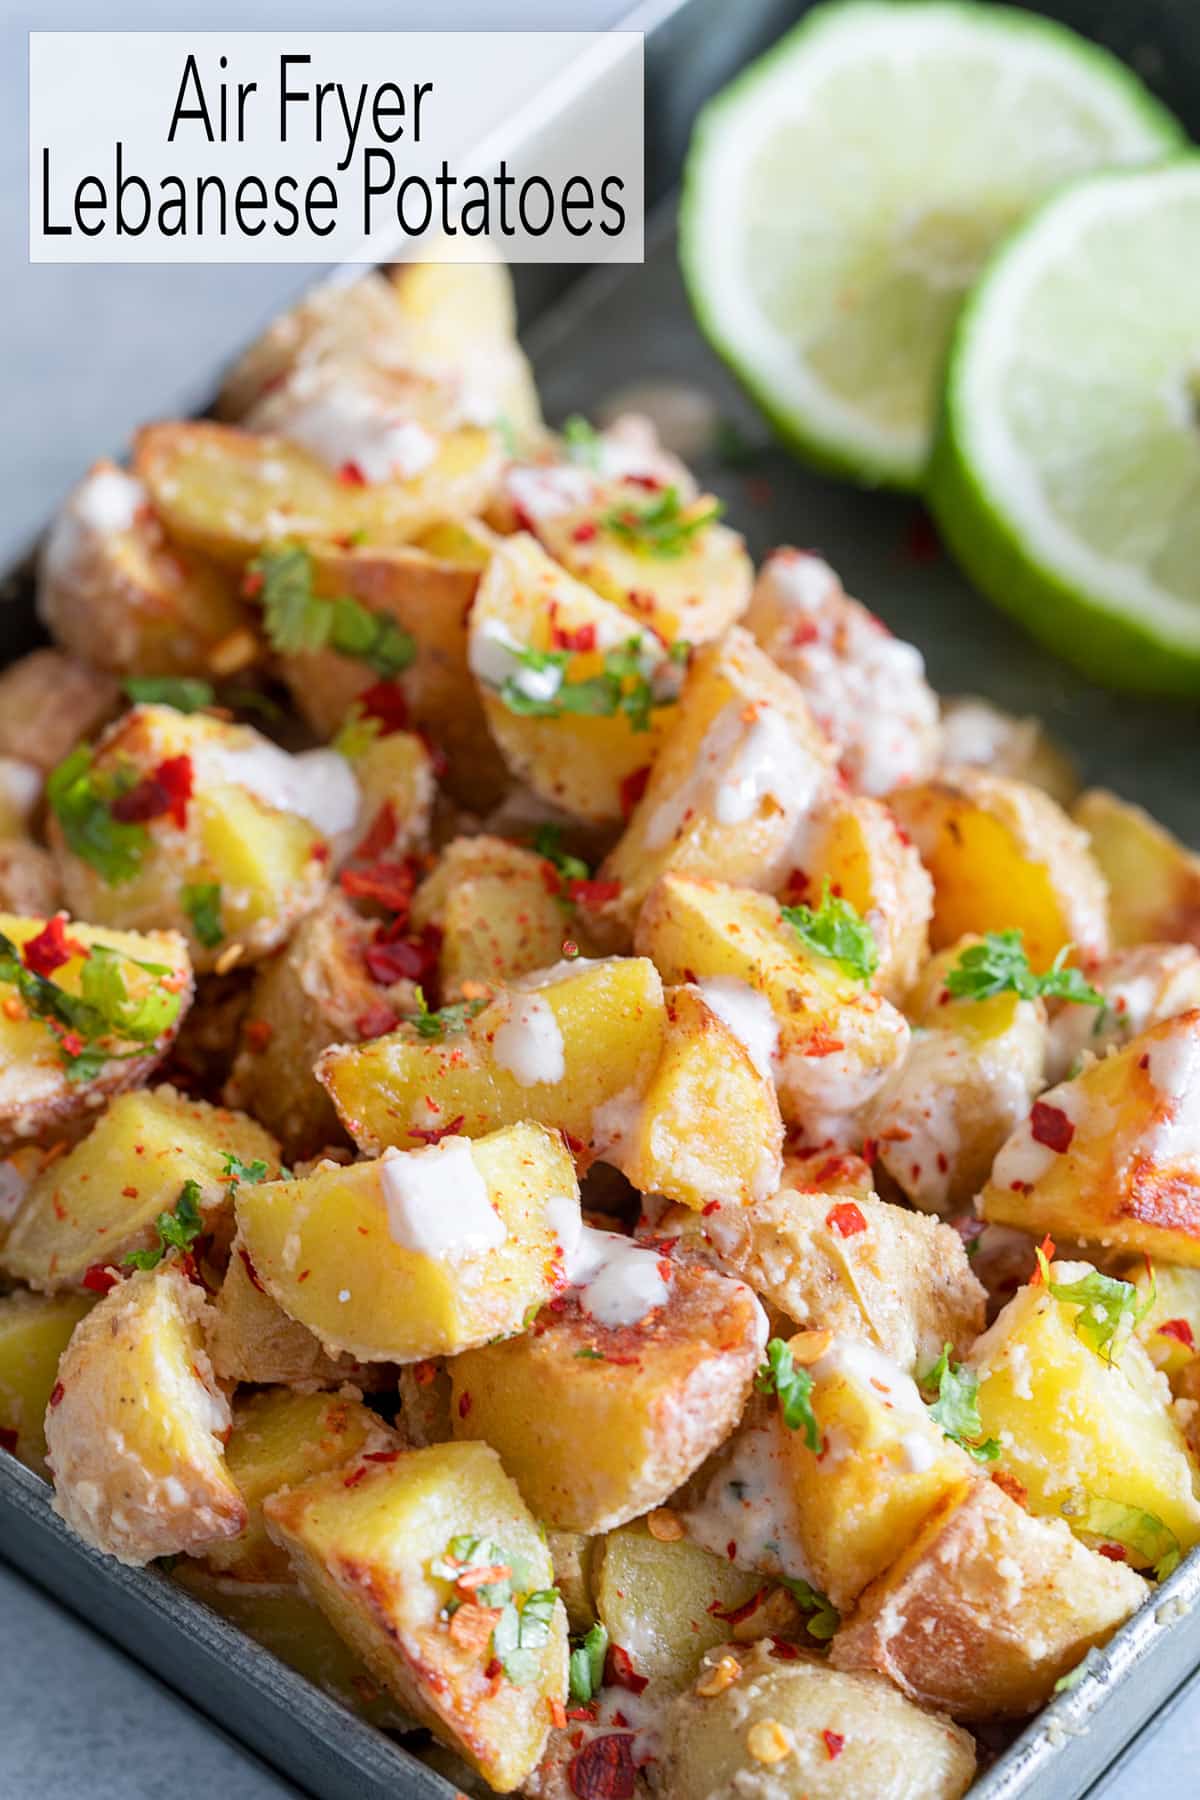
[663,1641,976,1800]
[0,650,118,774]
[546,1529,596,1635]
[600,626,835,925]
[236,1122,579,1362]
[616,984,783,1210]
[263,1439,566,1792]
[410,836,575,998]
[981,1010,1200,1262]
[0,1289,94,1476]
[1046,943,1200,1084]
[47,704,338,970]
[38,460,257,677]
[209,1240,387,1389]
[1074,788,1200,950]
[969,1258,1200,1561]
[939,695,1078,805]
[450,1252,764,1532]
[831,1480,1146,1719]
[46,1265,246,1565]
[135,420,503,563]
[635,875,909,1144]
[0,757,42,839]
[0,841,60,916]
[318,955,667,1159]
[224,894,420,1161]
[890,771,1108,971]
[388,255,542,443]
[204,1388,394,1580]
[342,725,435,859]
[469,534,680,825]
[792,794,933,1002]
[0,915,193,1152]
[593,1522,768,1688]
[1127,1257,1200,1378]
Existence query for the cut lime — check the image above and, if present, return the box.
[929,158,1200,694]
[680,1,1181,488]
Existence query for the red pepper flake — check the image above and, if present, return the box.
[605,1645,648,1695]
[768,1635,800,1661]
[413,1359,438,1386]
[726,1540,737,1562]
[82,1264,119,1295]
[569,523,598,547]
[550,1699,568,1730]
[355,802,398,864]
[566,878,622,909]
[340,859,419,915]
[1139,1052,1151,1070]
[1029,1235,1057,1285]
[358,679,410,734]
[310,840,331,864]
[539,861,563,897]
[566,1704,598,1722]
[22,914,86,977]
[339,460,368,486]
[553,620,598,653]
[619,765,650,817]
[48,1381,64,1409]
[568,1733,637,1800]
[822,1729,845,1761]
[708,1586,770,1627]
[1158,1318,1196,1350]
[484,1656,503,1682]
[355,1002,399,1040]
[238,1246,266,1293]
[805,1029,846,1059]
[364,934,433,985]
[0,1426,17,1454]
[343,1465,367,1488]
[701,1200,721,1217]
[458,1391,472,1419]
[1030,1101,1074,1154]
[242,568,265,599]
[363,1448,401,1465]
[1097,1542,1127,1562]
[407,1114,465,1146]
[825,1201,867,1238]
[244,1018,273,1054]
[111,755,193,830]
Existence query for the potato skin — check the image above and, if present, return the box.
[208,1243,387,1390]
[831,1480,1146,1720]
[0,841,60,916]
[0,650,119,774]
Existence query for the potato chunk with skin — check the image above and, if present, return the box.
[1045,942,1200,1083]
[790,793,932,1002]
[600,626,836,927]
[263,1440,566,1793]
[831,1479,1146,1720]
[410,835,576,998]
[0,650,118,774]
[0,841,60,916]
[209,1241,388,1390]
[46,1265,246,1566]
[1,1085,279,1292]
[969,1259,1200,1562]
[1126,1256,1200,1379]
[0,1290,94,1476]
[890,771,1108,971]
[594,1523,768,1688]
[664,1641,976,1800]
[451,1253,765,1532]
[342,726,435,861]
[0,916,193,1153]
[236,1122,579,1362]
[1074,787,1200,950]
[939,695,1078,805]
[47,705,336,971]
[981,1011,1200,1262]
[318,955,667,1160]
[635,875,909,1145]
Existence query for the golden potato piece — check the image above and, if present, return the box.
[46,1265,246,1565]
[890,771,1108,971]
[981,1010,1200,1263]
[939,695,1078,805]
[794,794,933,1002]
[0,758,43,839]
[664,1641,976,1800]
[343,726,436,860]
[411,835,575,998]
[831,1480,1146,1720]
[318,955,667,1160]
[450,1253,764,1532]
[236,1122,579,1362]
[388,256,542,446]
[1074,787,1200,950]
[0,650,118,774]
[208,1239,387,1390]
[594,1522,768,1688]
[1126,1255,1200,1379]
[0,1289,94,1476]
[264,1439,566,1793]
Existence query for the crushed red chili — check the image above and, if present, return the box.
[567,1733,637,1800]
[1030,1101,1074,1154]
[358,680,410,733]
[822,1729,845,1760]
[605,1645,648,1694]
[825,1201,867,1238]
[1158,1318,1196,1350]
[22,914,86,977]
[619,765,650,817]
[81,1264,119,1295]
[407,1114,466,1146]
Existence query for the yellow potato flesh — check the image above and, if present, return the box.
[0,1290,94,1476]
[594,1523,767,1688]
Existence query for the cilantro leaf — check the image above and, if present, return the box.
[1061,1491,1181,1580]
[782,882,878,984]
[779,1576,840,1642]
[79,945,179,1044]
[223,1153,269,1186]
[124,1179,204,1271]
[182,882,223,949]
[497,637,671,735]
[601,485,723,558]
[533,824,590,888]
[919,1344,1001,1462]
[47,746,149,886]
[0,934,179,1078]
[568,1622,609,1704]
[499,1588,559,1685]
[252,545,415,678]
[562,414,602,469]
[332,706,383,760]
[945,931,1103,1007]
[755,1338,821,1452]
[409,986,487,1041]
[123,677,214,713]
[1034,1249,1149,1365]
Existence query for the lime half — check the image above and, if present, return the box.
[929,158,1200,694]
[680,1,1181,487]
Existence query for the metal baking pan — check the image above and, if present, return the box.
[4,0,1200,1794]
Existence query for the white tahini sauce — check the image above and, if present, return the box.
[379,1138,506,1260]
[813,1336,928,1420]
[564,1225,669,1328]
[492,994,565,1087]
[1045,944,1200,1084]
[684,1423,812,1579]
[644,699,828,852]
[1147,1022,1200,1163]
[264,371,437,482]
[208,741,360,839]
[695,977,779,1080]
[506,462,596,523]
[42,464,147,584]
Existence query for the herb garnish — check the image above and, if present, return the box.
[182,881,223,949]
[755,1338,821,1452]
[497,636,675,734]
[47,746,149,885]
[124,1179,205,1271]
[562,415,602,470]
[1060,1492,1181,1580]
[251,546,415,678]
[431,1536,557,1685]
[223,1153,270,1186]
[0,931,179,1079]
[601,486,723,558]
[123,677,215,713]
[919,1343,1001,1463]
[1034,1247,1151,1365]
[410,987,488,1041]
[782,883,878,985]
[780,1576,839,1641]
[945,931,1103,1007]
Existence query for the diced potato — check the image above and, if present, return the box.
[1045,943,1200,1085]
[1126,1256,1200,1378]
[0,758,42,839]
[48,704,334,971]
[1074,788,1200,950]
[0,1085,278,1291]
[981,1010,1200,1263]
[204,1388,393,1580]
[634,875,909,1144]
[0,841,60,915]
[657,1177,984,1375]
[135,420,503,563]
[450,1256,764,1532]
[235,1122,579,1362]
[46,1265,246,1565]
[546,1529,595,1634]
[600,626,835,925]
[411,835,575,997]
[869,943,1046,1216]
[397,1357,454,1447]
[890,771,1109,971]
[594,1522,768,1688]
[38,460,258,677]
[969,1259,1200,1561]
[616,984,783,1210]
[0,1289,94,1476]
[388,256,543,445]
[263,1439,566,1792]
[224,894,419,1161]
[0,915,193,1153]
[663,1641,976,1800]
[792,794,933,1002]
[831,1480,1146,1719]
[318,955,667,1159]
[0,650,118,774]
[469,534,679,825]
[939,695,1078,805]
[208,1243,388,1389]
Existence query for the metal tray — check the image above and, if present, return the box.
[4,0,1200,1794]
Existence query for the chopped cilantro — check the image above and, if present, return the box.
[0,932,180,1078]
[47,746,149,886]
[223,1153,270,1186]
[1053,1655,1094,1694]
[124,1179,204,1271]
[252,546,415,678]
[1061,1492,1181,1580]
[601,485,723,558]
[575,1347,606,1361]
[494,1588,559,1686]
[755,1338,821,1452]
[79,945,177,1044]
[780,1576,839,1642]
[182,882,223,949]
[498,637,670,735]
[782,882,878,985]
[534,823,590,887]
[122,677,214,713]
[945,931,1103,1007]
[409,987,488,1041]
[562,414,602,469]
[919,1344,1001,1463]
[332,706,383,760]
[568,1622,609,1704]
[1034,1248,1150,1365]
